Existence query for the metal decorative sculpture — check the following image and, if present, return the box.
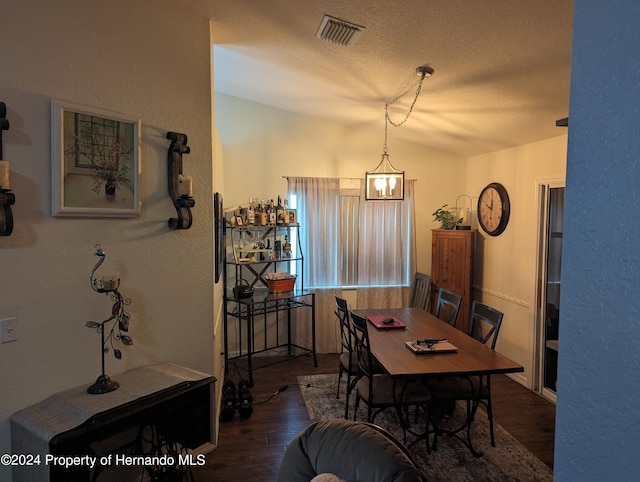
[85,245,133,394]
[167,131,195,230]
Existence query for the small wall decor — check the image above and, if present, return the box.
[166,131,195,230]
[85,244,133,394]
[477,182,511,236]
[51,99,141,217]
[0,101,15,236]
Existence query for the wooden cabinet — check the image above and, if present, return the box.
[431,229,475,335]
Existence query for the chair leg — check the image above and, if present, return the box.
[487,395,495,446]
[336,364,343,399]
[344,374,351,419]
[484,376,496,447]
[421,404,432,455]
[430,402,440,451]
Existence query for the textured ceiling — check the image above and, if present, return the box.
[188,0,573,157]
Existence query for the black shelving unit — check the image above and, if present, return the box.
[223,218,316,386]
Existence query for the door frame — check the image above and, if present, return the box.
[532,177,564,402]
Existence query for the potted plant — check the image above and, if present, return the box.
[432,204,461,229]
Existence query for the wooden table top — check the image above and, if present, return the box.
[353,307,523,378]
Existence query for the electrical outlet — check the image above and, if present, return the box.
[0,317,17,343]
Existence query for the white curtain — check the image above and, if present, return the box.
[287,177,343,353]
[356,180,416,308]
[287,177,341,288]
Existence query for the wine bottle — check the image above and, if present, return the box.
[282,199,289,225]
[283,234,291,258]
[247,198,255,225]
[260,199,267,226]
[276,195,284,225]
[268,199,276,225]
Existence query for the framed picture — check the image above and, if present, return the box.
[51,99,141,217]
[287,209,297,225]
[214,192,224,283]
[235,216,245,226]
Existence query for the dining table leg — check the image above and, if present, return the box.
[392,379,433,456]
[432,376,484,457]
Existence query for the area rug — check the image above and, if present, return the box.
[298,374,552,482]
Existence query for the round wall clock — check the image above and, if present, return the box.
[477,182,510,236]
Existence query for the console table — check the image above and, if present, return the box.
[10,363,216,482]
[224,289,317,386]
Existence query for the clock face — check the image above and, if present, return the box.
[477,183,510,236]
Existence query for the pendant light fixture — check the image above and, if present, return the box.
[365,65,434,201]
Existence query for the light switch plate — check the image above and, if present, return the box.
[0,317,17,343]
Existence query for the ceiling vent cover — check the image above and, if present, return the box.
[315,15,364,47]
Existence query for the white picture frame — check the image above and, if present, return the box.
[51,99,141,217]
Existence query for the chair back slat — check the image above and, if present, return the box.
[469,300,504,349]
[410,272,432,312]
[349,310,376,380]
[335,294,353,353]
[435,288,463,327]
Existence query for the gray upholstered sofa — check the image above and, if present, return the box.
[277,418,427,482]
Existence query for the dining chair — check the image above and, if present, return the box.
[410,272,432,312]
[429,300,504,447]
[350,310,434,451]
[434,288,463,327]
[335,293,358,419]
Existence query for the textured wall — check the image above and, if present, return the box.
[0,1,216,478]
[555,0,640,478]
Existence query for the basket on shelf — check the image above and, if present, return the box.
[267,274,297,293]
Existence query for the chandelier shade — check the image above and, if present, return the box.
[365,153,404,200]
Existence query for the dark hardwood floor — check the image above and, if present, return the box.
[192,353,555,482]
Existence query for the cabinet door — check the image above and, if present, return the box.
[431,230,474,334]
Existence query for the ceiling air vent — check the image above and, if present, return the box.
[315,15,364,47]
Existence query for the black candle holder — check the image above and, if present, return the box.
[0,101,14,237]
[85,245,133,394]
[0,189,14,237]
[167,131,195,230]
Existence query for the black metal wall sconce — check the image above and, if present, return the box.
[166,131,195,230]
[0,101,14,237]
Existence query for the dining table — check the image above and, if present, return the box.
[353,306,524,456]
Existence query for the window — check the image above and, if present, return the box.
[288,177,415,289]
[339,193,360,287]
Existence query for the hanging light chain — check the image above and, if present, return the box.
[385,69,429,129]
[381,67,431,154]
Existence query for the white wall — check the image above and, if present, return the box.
[0,2,218,479]
[216,93,468,276]
[466,135,567,384]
